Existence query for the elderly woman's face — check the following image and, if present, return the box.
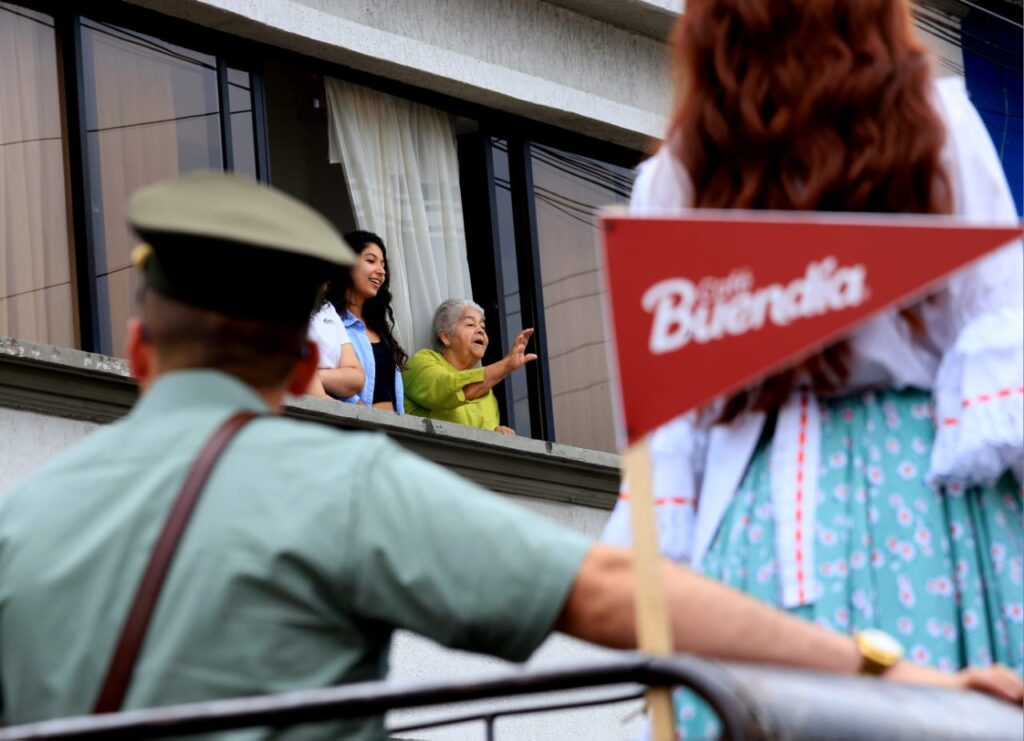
[444,307,489,363]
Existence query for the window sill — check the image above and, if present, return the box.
[0,338,620,509]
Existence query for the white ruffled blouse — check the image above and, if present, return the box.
[603,77,1024,608]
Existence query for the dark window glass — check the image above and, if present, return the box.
[228,66,257,179]
[81,19,222,354]
[490,138,532,437]
[80,21,263,355]
[0,3,75,347]
[530,143,634,452]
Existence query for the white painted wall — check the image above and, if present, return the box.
[0,408,99,495]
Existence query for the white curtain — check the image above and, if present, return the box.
[325,77,473,355]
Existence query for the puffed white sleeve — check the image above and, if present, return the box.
[628,146,694,213]
[928,78,1024,486]
[601,413,708,564]
[601,149,704,561]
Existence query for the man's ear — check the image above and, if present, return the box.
[285,340,320,397]
[126,318,155,387]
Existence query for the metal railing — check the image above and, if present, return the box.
[2,653,1021,740]
[388,688,645,740]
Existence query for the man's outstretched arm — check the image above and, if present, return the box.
[555,545,1024,703]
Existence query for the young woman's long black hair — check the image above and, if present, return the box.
[324,230,408,370]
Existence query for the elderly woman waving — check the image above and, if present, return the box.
[403,299,536,435]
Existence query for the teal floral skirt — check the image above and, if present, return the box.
[676,389,1023,739]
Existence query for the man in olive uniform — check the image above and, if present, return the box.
[0,174,1019,738]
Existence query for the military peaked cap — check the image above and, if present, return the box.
[128,171,356,325]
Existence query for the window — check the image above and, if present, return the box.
[0,3,264,356]
[530,144,634,452]
[80,19,259,355]
[0,3,75,347]
[228,67,258,180]
[462,134,637,448]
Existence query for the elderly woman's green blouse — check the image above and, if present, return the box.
[402,349,501,431]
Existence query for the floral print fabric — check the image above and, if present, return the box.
[675,389,1024,739]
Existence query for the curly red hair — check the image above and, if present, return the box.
[666,0,953,420]
[671,0,952,213]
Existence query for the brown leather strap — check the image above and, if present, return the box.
[93,410,261,714]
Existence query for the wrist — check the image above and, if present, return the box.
[883,660,956,688]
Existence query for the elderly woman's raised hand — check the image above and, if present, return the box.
[503,328,538,372]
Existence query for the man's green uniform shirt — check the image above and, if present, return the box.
[0,371,591,738]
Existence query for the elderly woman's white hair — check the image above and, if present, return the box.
[431,298,485,352]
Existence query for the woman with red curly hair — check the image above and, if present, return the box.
[603,0,1023,734]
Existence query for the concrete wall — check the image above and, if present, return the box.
[0,408,99,494]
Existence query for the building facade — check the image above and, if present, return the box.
[0,0,1019,737]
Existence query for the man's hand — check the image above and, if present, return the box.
[557,546,1024,707]
[887,661,1024,704]
[956,664,1024,704]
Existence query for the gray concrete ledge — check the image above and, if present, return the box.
[544,0,681,40]
[127,0,671,150]
[0,338,620,510]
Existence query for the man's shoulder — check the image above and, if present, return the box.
[239,414,396,475]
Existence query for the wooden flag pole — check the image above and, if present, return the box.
[622,436,675,741]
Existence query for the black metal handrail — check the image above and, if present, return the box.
[388,688,645,740]
[0,654,759,740]
[2,653,1021,740]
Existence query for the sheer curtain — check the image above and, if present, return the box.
[325,78,473,355]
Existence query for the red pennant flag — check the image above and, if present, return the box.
[600,213,1022,446]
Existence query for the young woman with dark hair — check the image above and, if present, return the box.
[602,0,1023,733]
[312,230,408,412]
